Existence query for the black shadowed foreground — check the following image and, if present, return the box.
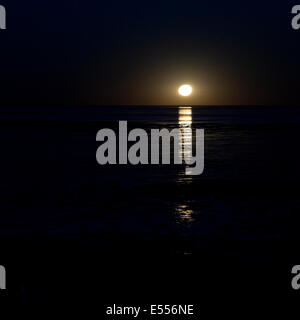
[0,106,299,317]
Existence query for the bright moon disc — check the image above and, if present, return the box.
[178,84,193,97]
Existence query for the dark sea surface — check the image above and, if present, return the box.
[0,106,300,314]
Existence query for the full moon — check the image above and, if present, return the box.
[178,84,193,97]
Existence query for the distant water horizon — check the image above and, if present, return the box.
[1,105,300,125]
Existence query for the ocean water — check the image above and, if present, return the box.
[0,106,300,306]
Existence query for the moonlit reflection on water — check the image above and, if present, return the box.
[178,107,192,126]
[178,107,193,168]
[175,204,195,223]
[176,107,195,224]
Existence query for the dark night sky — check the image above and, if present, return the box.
[0,0,299,106]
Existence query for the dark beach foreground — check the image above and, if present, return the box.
[0,106,299,316]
